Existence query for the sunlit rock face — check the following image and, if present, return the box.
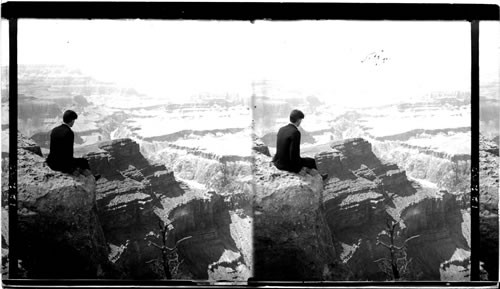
[1,132,113,278]
[479,135,499,280]
[372,139,471,193]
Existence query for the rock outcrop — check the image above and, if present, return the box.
[479,135,499,280]
[252,146,347,280]
[1,132,113,278]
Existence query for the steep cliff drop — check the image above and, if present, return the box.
[84,138,253,280]
[252,150,347,280]
[253,138,470,281]
[1,132,113,278]
[141,141,254,280]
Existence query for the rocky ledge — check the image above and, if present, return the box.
[252,151,344,280]
[1,132,112,278]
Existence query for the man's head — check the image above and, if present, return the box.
[289,109,305,127]
[63,110,78,127]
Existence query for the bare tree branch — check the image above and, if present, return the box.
[404,235,420,244]
[176,236,192,246]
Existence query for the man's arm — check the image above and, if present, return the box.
[289,130,301,166]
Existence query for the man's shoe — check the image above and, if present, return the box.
[94,174,101,181]
[321,174,329,181]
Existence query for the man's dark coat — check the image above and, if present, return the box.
[272,123,303,173]
[46,124,76,173]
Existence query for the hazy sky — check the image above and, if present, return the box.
[1,19,497,106]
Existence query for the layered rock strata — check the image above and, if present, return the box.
[372,140,471,193]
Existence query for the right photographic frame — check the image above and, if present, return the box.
[250,19,498,281]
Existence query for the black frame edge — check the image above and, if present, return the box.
[470,20,480,282]
[7,18,18,279]
[0,2,499,20]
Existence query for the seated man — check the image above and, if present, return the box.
[46,110,97,179]
[272,109,317,173]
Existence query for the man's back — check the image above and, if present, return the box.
[47,124,74,172]
[272,123,302,173]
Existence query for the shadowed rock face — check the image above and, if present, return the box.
[1,132,113,278]
[84,138,253,280]
[82,138,186,278]
[319,138,469,280]
[168,194,238,279]
[140,143,254,280]
[401,192,469,280]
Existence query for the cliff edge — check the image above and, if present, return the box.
[252,148,347,280]
[1,132,112,278]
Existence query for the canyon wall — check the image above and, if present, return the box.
[372,140,471,193]
[134,140,254,280]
